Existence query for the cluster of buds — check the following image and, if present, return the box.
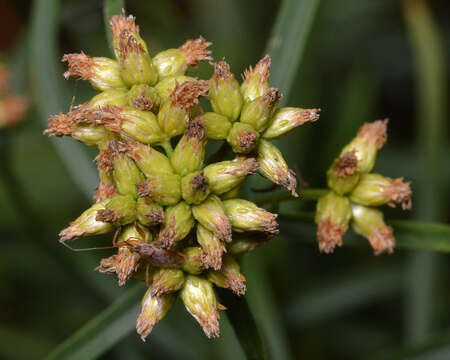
[315,120,412,255]
[0,62,28,129]
[45,11,318,340]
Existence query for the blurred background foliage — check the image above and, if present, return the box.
[0,0,449,359]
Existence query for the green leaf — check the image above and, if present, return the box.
[103,0,125,55]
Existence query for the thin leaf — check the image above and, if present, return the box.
[103,0,125,55]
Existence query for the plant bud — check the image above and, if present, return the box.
[95,194,136,226]
[351,204,395,255]
[119,223,153,243]
[241,55,271,103]
[127,84,161,112]
[158,201,194,248]
[226,122,259,154]
[209,59,243,122]
[220,183,243,200]
[137,290,176,341]
[192,195,232,243]
[136,197,165,226]
[240,88,282,131]
[154,75,197,99]
[94,169,118,202]
[182,247,205,275]
[153,36,212,78]
[136,173,181,206]
[119,107,166,145]
[89,89,129,108]
[181,171,210,205]
[314,192,352,253]
[62,53,127,90]
[197,225,226,270]
[196,112,232,140]
[257,139,297,196]
[171,119,207,176]
[204,156,259,195]
[340,119,388,173]
[207,255,246,296]
[110,13,158,86]
[59,200,114,242]
[71,125,107,146]
[228,238,265,256]
[223,199,278,235]
[127,140,174,177]
[350,173,412,210]
[180,275,220,338]
[262,107,320,139]
[150,268,185,297]
[327,150,361,195]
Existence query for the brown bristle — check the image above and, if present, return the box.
[185,117,206,140]
[316,217,345,254]
[44,113,75,136]
[243,54,271,85]
[180,36,213,66]
[93,182,118,202]
[334,150,358,177]
[95,209,121,223]
[171,80,210,110]
[384,177,412,210]
[62,53,94,80]
[369,225,395,255]
[94,148,114,172]
[212,58,233,80]
[358,119,389,149]
[191,171,209,193]
[237,129,258,152]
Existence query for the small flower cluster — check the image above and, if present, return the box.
[0,63,28,129]
[45,12,318,340]
[315,120,412,255]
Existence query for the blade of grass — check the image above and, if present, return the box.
[103,0,125,55]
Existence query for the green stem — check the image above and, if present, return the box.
[161,140,174,159]
[256,188,327,205]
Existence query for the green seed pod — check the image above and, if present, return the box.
[209,59,243,122]
[182,247,205,275]
[154,75,197,99]
[326,150,360,195]
[157,99,189,138]
[59,200,114,242]
[192,195,232,243]
[220,183,243,200]
[196,112,232,140]
[351,204,395,255]
[127,84,161,112]
[127,140,174,177]
[340,119,388,173]
[119,107,166,145]
[180,275,220,338]
[262,107,320,139]
[95,194,136,226]
[171,119,207,176]
[136,197,165,226]
[196,225,226,271]
[207,255,246,296]
[350,173,412,210]
[257,139,297,196]
[62,53,127,91]
[240,88,282,132]
[72,125,107,146]
[228,238,263,256]
[110,13,158,86]
[136,173,181,206]
[94,169,118,202]
[158,201,194,248]
[204,156,259,195]
[181,171,210,205]
[226,122,259,154]
[150,268,185,297]
[241,55,271,103]
[89,89,129,108]
[119,223,153,243]
[136,290,176,341]
[314,192,352,253]
[152,36,212,79]
[223,199,278,235]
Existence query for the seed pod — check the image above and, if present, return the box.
[241,54,271,103]
[127,140,174,177]
[227,122,259,154]
[240,88,282,132]
[350,173,412,210]
[127,84,161,112]
[153,36,212,78]
[262,107,320,139]
[136,290,176,341]
[136,197,165,226]
[154,75,197,99]
[158,201,194,248]
[95,194,136,226]
[150,268,185,297]
[340,119,389,173]
[72,125,107,146]
[62,53,127,91]
[257,139,297,196]
[180,275,220,338]
[197,225,226,270]
[119,107,166,145]
[314,192,352,253]
[89,89,129,108]
[119,223,153,243]
[209,58,243,122]
[220,183,243,200]
[110,13,158,86]
[207,255,246,296]
[223,199,278,235]
[171,119,207,176]
[327,150,361,195]
[59,200,114,242]
[351,204,395,255]
[182,246,205,275]
[181,171,210,205]
[204,156,259,195]
[192,195,232,243]
[228,238,264,256]
[94,169,118,202]
[136,173,181,206]
[196,112,232,140]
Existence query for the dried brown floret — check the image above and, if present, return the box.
[243,54,271,88]
[262,87,282,104]
[384,177,412,210]
[180,36,212,66]
[237,129,258,153]
[171,80,210,110]
[185,117,206,141]
[191,171,209,193]
[95,209,121,223]
[297,108,321,125]
[201,242,226,271]
[334,150,358,177]
[145,210,165,225]
[44,113,75,136]
[136,181,152,197]
[93,182,118,202]
[316,217,345,254]
[211,58,233,80]
[110,12,144,55]
[133,96,155,111]
[94,148,114,172]
[62,53,94,80]
[358,118,389,149]
[368,225,395,255]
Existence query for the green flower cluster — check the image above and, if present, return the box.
[315,120,412,255]
[45,12,318,340]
